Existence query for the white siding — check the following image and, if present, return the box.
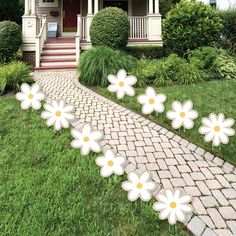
[196,0,236,10]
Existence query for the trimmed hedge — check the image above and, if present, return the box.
[125,46,164,59]
[163,0,223,55]
[90,7,129,49]
[0,21,22,63]
[78,47,136,87]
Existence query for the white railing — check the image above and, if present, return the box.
[35,15,47,67]
[129,16,148,39]
[81,17,87,40]
[78,16,148,42]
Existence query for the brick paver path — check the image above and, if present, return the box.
[34,71,236,236]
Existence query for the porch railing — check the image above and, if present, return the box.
[129,16,148,39]
[35,15,47,67]
[78,16,148,41]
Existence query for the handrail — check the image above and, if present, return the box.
[129,16,148,39]
[35,15,47,67]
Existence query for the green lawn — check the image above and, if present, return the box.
[95,79,236,165]
[0,97,189,235]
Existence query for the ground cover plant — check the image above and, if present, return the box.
[95,79,236,165]
[0,96,190,235]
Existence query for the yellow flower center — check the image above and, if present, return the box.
[136,183,143,189]
[55,111,61,117]
[28,93,33,99]
[170,202,177,209]
[107,160,114,167]
[214,125,221,132]
[149,98,155,105]
[83,136,90,142]
[180,112,186,118]
[119,82,125,87]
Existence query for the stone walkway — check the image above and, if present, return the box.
[34,71,236,236]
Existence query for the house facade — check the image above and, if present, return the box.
[196,0,236,10]
[22,0,162,69]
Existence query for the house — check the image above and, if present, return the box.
[196,0,236,10]
[22,0,162,69]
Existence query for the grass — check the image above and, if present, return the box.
[95,79,236,165]
[0,97,190,235]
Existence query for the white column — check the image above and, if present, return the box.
[25,0,29,15]
[88,0,93,15]
[149,0,153,14]
[31,0,36,15]
[94,0,99,14]
[154,0,159,14]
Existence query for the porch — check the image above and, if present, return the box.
[22,0,162,69]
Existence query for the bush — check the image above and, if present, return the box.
[78,47,136,87]
[219,9,236,52]
[187,46,219,80]
[187,46,236,80]
[163,0,223,55]
[90,7,129,50]
[125,46,164,59]
[0,61,33,94]
[154,54,203,85]
[0,21,22,63]
[214,49,236,80]
[130,59,160,87]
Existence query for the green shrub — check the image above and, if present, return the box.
[78,47,136,87]
[163,0,223,55]
[187,46,236,80]
[154,54,203,86]
[130,59,160,87]
[90,7,129,50]
[219,9,236,52]
[187,46,219,80]
[214,49,236,80]
[0,21,22,63]
[125,46,164,59]
[0,61,33,94]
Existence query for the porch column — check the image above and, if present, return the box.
[94,0,99,14]
[24,0,29,15]
[154,0,159,14]
[88,0,93,15]
[31,0,36,15]
[149,0,153,14]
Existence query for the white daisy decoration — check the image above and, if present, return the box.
[166,100,198,129]
[122,171,157,202]
[153,189,192,225]
[107,69,137,99]
[137,87,166,115]
[15,83,45,110]
[199,113,235,147]
[41,100,75,131]
[71,124,103,155]
[95,150,126,177]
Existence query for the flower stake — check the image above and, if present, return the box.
[166,100,198,130]
[41,100,75,131]
[122,171,157,202]
[137,87,166,115]
[153,189,192,225]
[71,124,103,156]
[107,69,137,99]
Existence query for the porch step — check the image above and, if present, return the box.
[34,65,77,70]
[41,59,77,67]
[37,37,77,69]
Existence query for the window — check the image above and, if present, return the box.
[39,0,58,7]
[209,0,216,8]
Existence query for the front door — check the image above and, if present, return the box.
[63,0,80,32]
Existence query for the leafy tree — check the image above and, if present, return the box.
[0,0,24,24]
